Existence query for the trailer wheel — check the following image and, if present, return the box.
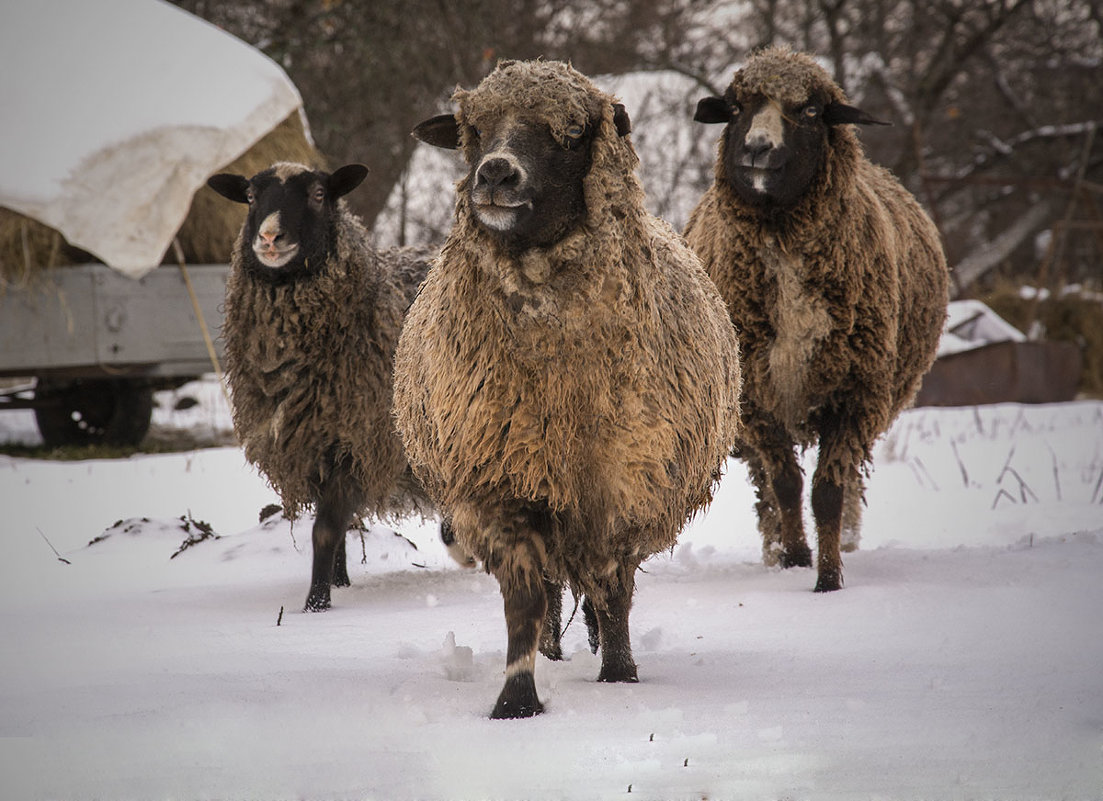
[33,378,154,448]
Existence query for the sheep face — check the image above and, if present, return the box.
[694,47,887,212]
[207,163,367,281]
[412,61,632,252]
[695,88,887,211]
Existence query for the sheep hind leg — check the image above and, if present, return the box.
[770,449,813,569]
[333,535,351,587]
[594,567,638,684]
[742,447,783,566]
[840,474,864,554]
[304,469,363,612]
[539,579,565,661]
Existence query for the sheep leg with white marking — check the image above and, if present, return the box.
[484,510,549,719]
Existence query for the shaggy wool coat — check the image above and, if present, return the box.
[394,61,741,600]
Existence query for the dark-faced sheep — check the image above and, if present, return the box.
[208,162,435,612]
[684,46,949,592]
[393,60,741,718]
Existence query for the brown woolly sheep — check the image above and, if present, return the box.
[208,162,435,612]
[393,60,741,719]
[684,46,949,592]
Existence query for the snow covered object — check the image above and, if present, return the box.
[0,0,304,277]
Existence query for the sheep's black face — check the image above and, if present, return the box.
[694,89,888,213]
[720,92,828,210]
[463,114,594,251]
[207,163,367,283]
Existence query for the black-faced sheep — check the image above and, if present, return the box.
[393,60,741,718]
[684,46,949,592]
[207,162,435,612]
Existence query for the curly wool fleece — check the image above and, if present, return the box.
[394,60,742,598]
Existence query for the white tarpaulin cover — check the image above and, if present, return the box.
[0,0,304,278]
[937,299,1027,357]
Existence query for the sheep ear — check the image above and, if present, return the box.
[328,164,369,199]
[412,114,461,149]
[612,103,632,137]
[693,96,732,124]
[207,173,250,204]
[823,102,891,127]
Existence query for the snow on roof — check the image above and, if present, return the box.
[938,299,1027,357]
[0,0,303,277]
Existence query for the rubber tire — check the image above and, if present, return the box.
[33,378,154,448]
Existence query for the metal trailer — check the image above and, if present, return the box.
[0,263,227,447]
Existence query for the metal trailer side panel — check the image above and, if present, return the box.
[0,264,227,379]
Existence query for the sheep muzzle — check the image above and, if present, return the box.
[471,152,533,232]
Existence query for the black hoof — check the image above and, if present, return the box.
[780,543,813,569]
[304,588,331,612]
[597,663,639,683]
[813,571,843,593]
[490,673,544,719]
[332,573,351,588]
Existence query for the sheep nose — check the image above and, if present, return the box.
[476,157,520,189]
[259,230,282,245]
[745,135,774,161]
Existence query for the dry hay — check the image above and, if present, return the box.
[0,208,76,289]
[983,284,1103,398]
[0,111,321,285]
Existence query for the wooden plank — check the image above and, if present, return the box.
[0,263,226,377]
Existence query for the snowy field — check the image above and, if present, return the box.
[2,382,1102,800]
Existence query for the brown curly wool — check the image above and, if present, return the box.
[222,202,432,521]
[394,61,742,602]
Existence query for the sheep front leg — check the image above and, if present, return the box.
[485,522,549,719]
[593,566,639,683]
[811,416,864,592]
[305,468,363,612]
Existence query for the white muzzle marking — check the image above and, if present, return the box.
[745,103,786,153]
[252,211,298,268]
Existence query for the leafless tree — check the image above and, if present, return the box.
[176,0,1102,291]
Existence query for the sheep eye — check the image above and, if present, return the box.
[730,102,742,117]
[312,187,325,203]
[471,126,482,138]
[245,188,256,204]
[566,124,585,139]
[803,105,820,119]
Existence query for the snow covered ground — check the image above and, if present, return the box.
[2,384,1102,800]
